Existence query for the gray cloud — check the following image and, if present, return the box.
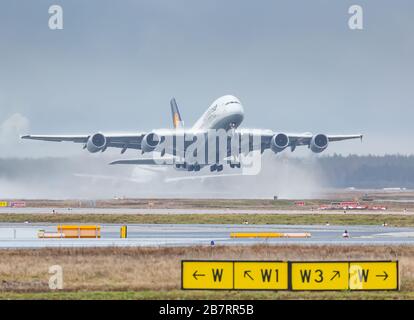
[0,113,30,157]
[0,0,413,158]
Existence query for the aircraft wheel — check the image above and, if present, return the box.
[210,164,217,172]
[216,164,223,172]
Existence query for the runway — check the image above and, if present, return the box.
[0,207,412,215]
[0,223,414,248]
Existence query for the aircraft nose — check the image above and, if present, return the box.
[226,102,244,115]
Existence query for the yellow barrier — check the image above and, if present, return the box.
[283,233,311,238]
[38,231,65,238]
[120,225,127,238]
[0,201,8,207]
[230,232,283,238]
[230,232,311,238]
[57,225,101,238]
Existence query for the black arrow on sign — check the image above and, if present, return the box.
[244,270,254,281]
[330,271,340,281]
[193,270,206,280]
[376,271,388,281]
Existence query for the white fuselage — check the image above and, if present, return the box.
[191,95,244,131]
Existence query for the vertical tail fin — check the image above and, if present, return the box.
[170,98,184,128]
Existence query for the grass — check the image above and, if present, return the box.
[1,290,414,300]
[10,198,414,210]
[0,245,413,299]
[1,213,413,226]
[15,199,320,210]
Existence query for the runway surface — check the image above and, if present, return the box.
[0,223,414,248]
[0,207,411,215]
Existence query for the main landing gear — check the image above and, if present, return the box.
[175,163,201,171]
[209,162,240,171]
[210,164,223,172]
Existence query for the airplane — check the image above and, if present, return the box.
[21,95,363,172]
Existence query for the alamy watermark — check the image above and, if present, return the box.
[146,129,263,175]
[348,5,363,30]
[48,265,63,290]
[48,5,63,30]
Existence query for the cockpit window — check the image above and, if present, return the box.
[225,101,239,105]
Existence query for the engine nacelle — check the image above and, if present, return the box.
[310,134,328,153]
[141,132,161,153]
[270,133,289,153]
[86,133,107,153]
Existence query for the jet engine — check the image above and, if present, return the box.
[270,133,289,153]
[141,132,161,153]
[310,134,328,153]
[86,133,107,153]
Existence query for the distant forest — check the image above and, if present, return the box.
[315,154,414,188]
[1,154,414,189]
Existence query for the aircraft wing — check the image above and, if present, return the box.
[20,134,89,143]
[21,133,147,150]
[21,131,363,157]
[325,134,364,142]
[258,132,363,150]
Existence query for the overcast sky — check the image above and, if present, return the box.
[1,0,413,158]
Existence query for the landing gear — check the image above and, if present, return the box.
[209,164,223,172]
[229,154,241,169]
[176,163,200,171]
[185,164,201,171]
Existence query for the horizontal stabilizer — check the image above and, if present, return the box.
[109,158,175,165]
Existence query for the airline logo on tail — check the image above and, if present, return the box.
[173,112,181,128]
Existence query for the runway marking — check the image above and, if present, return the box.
[374,232,414,238]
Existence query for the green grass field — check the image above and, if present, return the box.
[1,290,413,300]
[0,213,413,226]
